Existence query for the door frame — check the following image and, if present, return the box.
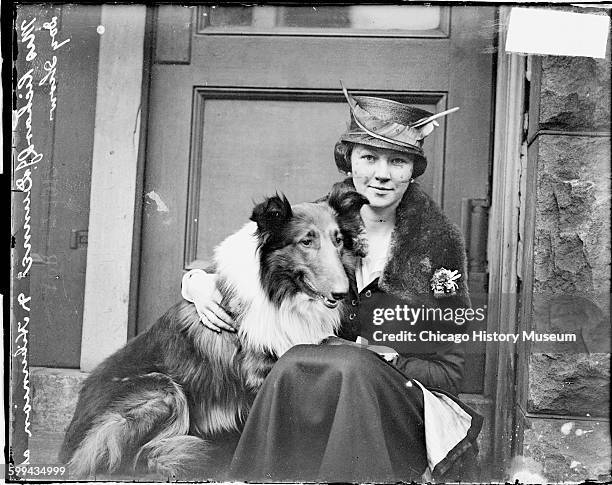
[484,6,527,474]
[79,5,147,371]
[81,3,524,474]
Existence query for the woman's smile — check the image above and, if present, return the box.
[369,185,394,192]
[351,144,414,210]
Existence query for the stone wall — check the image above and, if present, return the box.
[520,51,611,482]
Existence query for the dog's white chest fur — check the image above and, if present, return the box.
[214,222,341,357]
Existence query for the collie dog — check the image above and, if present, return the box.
[59,185,368,479]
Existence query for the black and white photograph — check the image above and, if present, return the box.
[7,2,611,483]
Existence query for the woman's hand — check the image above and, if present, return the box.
[196,287,236,333]
[182,270,236,333]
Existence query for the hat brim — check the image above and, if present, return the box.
[340,133,425,160]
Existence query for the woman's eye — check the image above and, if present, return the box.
[391,158,407,166]
[362,154,375,161]
[300,239,313,247]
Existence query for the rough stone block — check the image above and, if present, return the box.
[523,416,611,482]
[530,293,610,354]
[538,55,611,132]
[29,430,65,465]
[533,136,611,295]
[528,353,610,417]
[31,367,87,434]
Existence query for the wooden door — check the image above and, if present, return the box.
[138,6,495,394]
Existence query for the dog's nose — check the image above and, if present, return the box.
[331,292,347,301]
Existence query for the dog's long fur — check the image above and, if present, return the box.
[59,185,367,479]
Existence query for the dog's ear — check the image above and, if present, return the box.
[327,183,369,217]
[251,194,293,243]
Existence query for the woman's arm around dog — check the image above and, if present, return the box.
[182,269,236,333]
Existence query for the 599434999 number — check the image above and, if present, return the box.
[7,464,67,480]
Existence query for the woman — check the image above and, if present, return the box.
[182,86,482,482]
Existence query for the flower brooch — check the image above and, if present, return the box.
[430,268,461,298]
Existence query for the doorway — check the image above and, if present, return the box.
[137,1,496,449]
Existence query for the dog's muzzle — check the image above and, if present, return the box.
[322,297,340,309]
[301,277,343,309]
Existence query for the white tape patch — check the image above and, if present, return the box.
[145,190,169,212]
[506,8,609,59]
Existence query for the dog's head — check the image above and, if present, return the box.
[251,188,368,309]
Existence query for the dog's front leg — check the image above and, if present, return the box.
[240,350,277,392]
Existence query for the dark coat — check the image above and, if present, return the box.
[229,182,481,483]
[331,179,470,395]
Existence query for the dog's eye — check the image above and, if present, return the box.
[335,235,344,246]
[300,239,313,247]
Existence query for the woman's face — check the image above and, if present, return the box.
[350,144,414,210]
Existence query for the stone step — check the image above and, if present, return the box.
[28,366,496,477]
[31,367,87,434]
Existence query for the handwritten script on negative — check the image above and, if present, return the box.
[13,14,71,467]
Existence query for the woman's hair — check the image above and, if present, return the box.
[333,141,354,174]
[333,141,427,178]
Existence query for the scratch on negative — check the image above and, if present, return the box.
[133,102,142,147]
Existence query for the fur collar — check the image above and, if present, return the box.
[336,179,470,308]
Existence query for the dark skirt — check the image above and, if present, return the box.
[229,344,440,482]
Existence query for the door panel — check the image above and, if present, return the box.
[185,89,443,268]
[139,6,495,397]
